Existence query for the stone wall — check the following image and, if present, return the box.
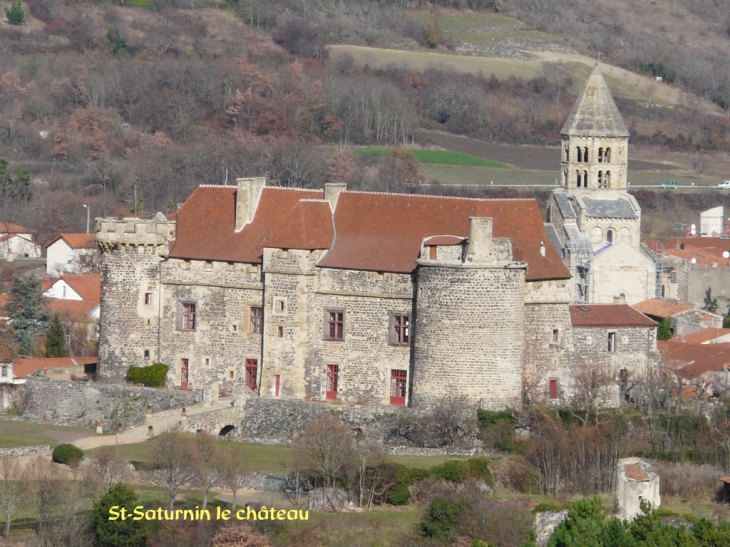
[0,445,49,458]
[20,377,198,430]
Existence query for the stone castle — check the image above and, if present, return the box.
[95,66,659,409]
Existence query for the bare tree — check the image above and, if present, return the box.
[25,456,64,536]
[220,446,248,513]
[148,431,195,510]
[192,434,223,510]
[295,414,355,493]
[0,456,24,538]
[88,445,132,493]
[568,358,620,426]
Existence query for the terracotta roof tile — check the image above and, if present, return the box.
[51,274,101,301]
[659,340,730,379]
[265,200,333,250]
[13,356,98,378]
[170,186,323,262]
[47,299,99,322]
[45,233,97,250]
[679,328,730,345]
[570,304,656,328]
[318,192,570,280]
[632,299,693,318]
[0,222,33,234]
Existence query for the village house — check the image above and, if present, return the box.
[632,298,722,337]
[0,221,41,259]
[45,233,100,276]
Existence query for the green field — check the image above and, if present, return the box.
[0,420,92,449]
[355,147,508,168]
[92,439,467,474]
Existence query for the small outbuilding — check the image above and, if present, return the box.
[616,458,661,521]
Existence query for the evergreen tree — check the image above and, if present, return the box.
[3,275,49,356]
[656,317,673,341]
[89,483,148,547]
[702,287,719,313]
[4,1,26,25]
[0,159,33,201]
[45,314,68,358]
[723,306,730,329]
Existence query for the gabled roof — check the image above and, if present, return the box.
[679,328,730,345]
[13,356,98,378]
[318,192,570,280]
[170,186,324,263]
[553,193,576,219]
[47,299,99,322]
[570,304,656,328]
[50,274,101,301]
[45,233,97,250]
[0,222,33,234]
[659,340,730,380]
[632,299,693,318]
[561,65,629,137]
[170,186,571,281]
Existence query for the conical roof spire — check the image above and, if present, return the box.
[561,65,629,137]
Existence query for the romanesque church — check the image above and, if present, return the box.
[96,66,658,410]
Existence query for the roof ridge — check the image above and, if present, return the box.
[341,190,536,202]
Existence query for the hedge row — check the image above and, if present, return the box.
[125,363,169,387]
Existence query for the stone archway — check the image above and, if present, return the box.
[219,425,237,437]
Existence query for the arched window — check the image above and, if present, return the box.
[584,170,588,187]
[576,170,581,187]
[577,147,582,162]
[607,229,614,243]
[605,171,611,187]
[584,147,589,162]
[605,148,611,163]
[565,146,570,162]
[598,171,603,188]
[661,285,665,297]
[598,147,603,163]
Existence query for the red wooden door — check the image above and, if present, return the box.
[181,359,189,389]
[390,370,407,405]
[326,365,339,400]
[245,359,258,390]
[549,379,558,399]
[275,375,280,397]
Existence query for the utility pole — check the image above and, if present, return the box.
[83,204,89,234]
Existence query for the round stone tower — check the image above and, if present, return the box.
[96,213,176,382]
[410,217,527,410]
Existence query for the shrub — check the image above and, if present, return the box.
[387,483,411,505]
[423,22,439,48]
[477,409,516,428]
[52,443,84,465]
[657,317,672,340]
[430,458,494,486]
[420,497,464,538]
[5,1,26,24]
[126,363,168,387]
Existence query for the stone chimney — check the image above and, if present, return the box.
[324,182,347,212]
[466,217,493,263]
[235,177,266,231]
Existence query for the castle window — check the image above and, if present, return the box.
[232,324,238,332]
[144,292,152,305]
[389,314,410,345]
[598,147,603,162]
[584,170,588,187]
[584,147,589,162]
[549,379,558,399]
[607,229,614,243]
[597,171,603,188]
[577,147,582,162]
[565,146,569,162]
[177,302,197,331]
[605,171,611,187]
[273,298,287,315]
[205,358,210,367]
[277,326,284,338]
[144,349,150,360]
[605,148,611,163]
[250,306,263,334]
[324,310,345,341]
[245,359,258,390]
[608,332,617,352]
[0,365,6,377]
[552,329,559,343]
[390,370,407,405]
[326,365,339,400]
[576,170,581,187]
[275,375,280,396]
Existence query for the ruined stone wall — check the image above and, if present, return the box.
[20,376,197,430]
[412,263,525,410]
[160,258,264,389]
[673,307,723,336]
[523,279,573,403]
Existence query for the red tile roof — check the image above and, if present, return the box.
[318,192,570,280]
[13,356,98,378]
[0,222,33,234]
[679,328,730,344]
[659,340,730,380]
[45,233,97,249]
[50,274,101,301]
[647,238,730,268]
[423,235,465,246]
[170,186,571,281]
[170,186,324,262]
[47,299,99,322]
[265,199,333,250]
[570,304,656,328]
[632,299,693,318]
